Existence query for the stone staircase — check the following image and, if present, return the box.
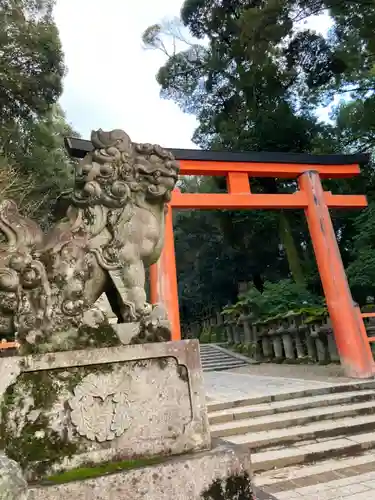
[199,343,252,372]
[207,380,375,473]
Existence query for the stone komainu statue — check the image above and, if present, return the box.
[0,129,179,353]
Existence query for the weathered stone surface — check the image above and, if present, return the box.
[113,322,140,344]
[114,304,171,345]
[93,294,117,325]
[0,356,21,410]
[28,444,252,500]
[0,129,179,354]
[0,454,28,500]
[0,340,209,480]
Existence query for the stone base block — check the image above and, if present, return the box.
[0,340,209,481]
[28,444,253,500]
[0,454,28,500]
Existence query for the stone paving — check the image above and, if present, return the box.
[203,370,341,402]
[274,470,375,499]
[227,363,351,383]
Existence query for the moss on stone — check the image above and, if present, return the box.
[2,417,78,478]
[76,323,121,350]
[0,370,79,478]
[177,364,188,382]
[201,472,254,499]
[0,361,120,479]
[19,321,122,356]
[40,456,166,485]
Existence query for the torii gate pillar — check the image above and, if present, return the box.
[299,171,374,378]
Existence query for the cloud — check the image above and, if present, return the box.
[53,0,198,148]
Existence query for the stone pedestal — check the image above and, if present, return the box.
[28,444,253,500]
[327,332,340,362]
[282,333,295,360]
[0,454,28,500]
[294,332,306,359]
[233,325,241,344]
[0,340,210,481]
[243,319,252,344]
[272,336,283,359]
[315,337,328,363]
[305,332,317,360]
[225,324,234,344]
[261,336,273,359]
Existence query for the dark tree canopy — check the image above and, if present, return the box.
[143,0,375,324]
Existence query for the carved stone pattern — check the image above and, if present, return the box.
[0,128,179,352]
[69,372,132,443]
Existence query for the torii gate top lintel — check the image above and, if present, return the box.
[65,137,369,210]
[65,136,368,175]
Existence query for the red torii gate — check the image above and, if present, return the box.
[66,139,375,379]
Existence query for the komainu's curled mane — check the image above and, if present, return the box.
[0,129,179,353]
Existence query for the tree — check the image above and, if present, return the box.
[0,1,76,227]
[347,202,375,305]
[144,1,375,322]
[143,9,331,296]
[174,179,290,324]
[0,2,64,114]
[0,104,79,227]
[0,1,65,133]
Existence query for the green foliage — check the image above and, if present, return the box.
[232,343,243,353]
[0,2,77,227]
[0,105,78,228]
[223,280,324,322]
[142,1,375,326]
[199,327,212,344]
[198,324,225,343]
[0,0,65,128]
[347,202,375,304]
[241,342,257,358]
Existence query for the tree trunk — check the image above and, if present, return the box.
[279,211,305,285]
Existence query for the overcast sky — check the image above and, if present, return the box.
[54,1,333,149]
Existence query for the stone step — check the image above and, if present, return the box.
[200,349,235,356]
[250,431,375,473]
[199,345,234,353]
[210,399,375,437]
[202,361,250,371]
[208,389,375,425]
[206,380,375,412]
[203,361,249,372]
[200,350,244,358]
[200,352,235,359]
[255,450,375,489]
[200,354,241,362]
[225,412,375,450]
[200,344,253,371]
[198,343,251,372]
[201,356,250,365]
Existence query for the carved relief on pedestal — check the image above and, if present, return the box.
[69,372,132,443]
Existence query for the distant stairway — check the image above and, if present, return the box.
[200,343,251,372]
[207,380,375,473]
